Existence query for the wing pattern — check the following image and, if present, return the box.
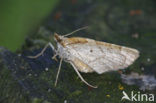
[65,38,139,74]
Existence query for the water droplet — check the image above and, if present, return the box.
[147,58,151,62]
[45,67,49,71]
[28,73,32,76]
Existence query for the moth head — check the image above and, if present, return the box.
[54,33,63,43]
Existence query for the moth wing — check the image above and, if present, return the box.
[65,37,139,74]
[70,57,94,73]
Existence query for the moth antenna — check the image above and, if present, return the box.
[55,58,63,87]
[63,26,89,37]
[70,62,98,88]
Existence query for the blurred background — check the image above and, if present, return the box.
[0,0,156,103]
[0,0,59,51]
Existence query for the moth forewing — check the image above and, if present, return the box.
[60,36,139,74]
[120,46,139,66]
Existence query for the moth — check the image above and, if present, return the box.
[28,27,139,88]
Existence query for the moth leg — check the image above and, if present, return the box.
[52,53,58,61]
[28,42,56,59]
[55,58,63,87]
[70,62,97,88]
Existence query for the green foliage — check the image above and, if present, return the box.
[0,0,59,51]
